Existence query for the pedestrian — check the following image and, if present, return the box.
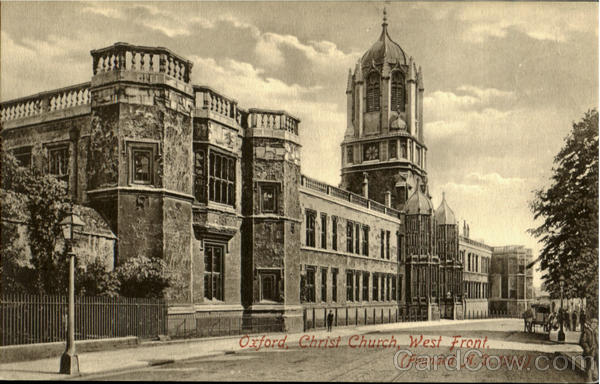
[565,307,572,332]
[579,315,598,382]
[327,310,334,332]
[573,307,579,332]
[581,307,587,333]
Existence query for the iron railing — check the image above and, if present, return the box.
[0,294,167,346]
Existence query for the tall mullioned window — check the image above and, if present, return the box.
[332,268,338,302]
[346,271,354,301]
[321,268,327,302]
[321,214,327,249]
[347,221,354,253]
[209,152,235,206]
[332,216,338,251]
[362,226,369,256]
[49,145,69,183]
[204,244,224,301]
[194,149,206,201]
[305,267,316,303]
[354,223,360,255]
[306,210,316,247]
[366,72,380,112]
[386,231,391,260]
[390,71,406,112]
[362,272,369,301]
[373,274,379,301]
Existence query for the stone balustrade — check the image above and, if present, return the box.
[1,82,90,123]
[90,42,193,83]
[194,86,240,123]
[300,175,402,219]
[247,109,299,135]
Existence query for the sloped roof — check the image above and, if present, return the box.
[434,192,457,225]
[361,11,408,68]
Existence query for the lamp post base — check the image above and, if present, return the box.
[558,330,566,343]
[59,352,79,375]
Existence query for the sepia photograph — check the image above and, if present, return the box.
[0,1,598,382]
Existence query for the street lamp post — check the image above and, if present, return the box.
[558,275,566,343]
[59,207,84,375]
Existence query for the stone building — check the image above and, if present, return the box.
[0,13,531,333]
[489,245,534,316]
[459,222,492,319]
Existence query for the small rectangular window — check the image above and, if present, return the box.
[133,149,152,184]
[347,146,354,164]
[381,230,385,259]
[13,146,32,169]
[48,145,69,183]
[389,141,397,159]
[392,276,397,301]
[261,184,277,213]
[260,273,277,302]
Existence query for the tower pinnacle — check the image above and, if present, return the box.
[382,7,388,29]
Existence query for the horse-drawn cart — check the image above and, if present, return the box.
[523,304,553,333]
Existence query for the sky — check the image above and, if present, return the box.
[1,1,598,288]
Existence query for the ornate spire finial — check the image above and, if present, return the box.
[442,191,446,200]
[382,7,388,28]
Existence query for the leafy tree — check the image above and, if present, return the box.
[76,258,120,297]
[2,152,70,294]
[116,256,173,298]
[530,109,599,318]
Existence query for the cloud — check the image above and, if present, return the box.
[255,32,359,71]
[465,172,525,186]
[457,3,597,43]
[423,86,515,139]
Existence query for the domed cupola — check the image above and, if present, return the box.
[360,9,408,68]
[405,181,434,215]
[434,192,457,225]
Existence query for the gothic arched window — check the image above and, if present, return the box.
[366,72,380,112]
[391,71,405,112]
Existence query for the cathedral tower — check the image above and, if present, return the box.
[340,10,426,210]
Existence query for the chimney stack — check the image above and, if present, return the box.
[362,172,369,198]
[384,191,392,207]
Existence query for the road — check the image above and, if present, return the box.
[81,320,585,382]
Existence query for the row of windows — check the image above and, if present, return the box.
[462,250,489,274]
[305,210,396,260]
[465,281,488,299]
[365,71,406,113]
[194,148,237,207]
[346,139,414,164]
[301,266,399,303]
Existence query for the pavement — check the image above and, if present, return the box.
[0,318,585,381]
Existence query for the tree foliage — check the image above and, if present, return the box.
[116,256,173,298]
[1,152,70,294]
[530,109,599,317]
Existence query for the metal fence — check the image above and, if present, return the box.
[168,314,284,338]
[0,294,168,346]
